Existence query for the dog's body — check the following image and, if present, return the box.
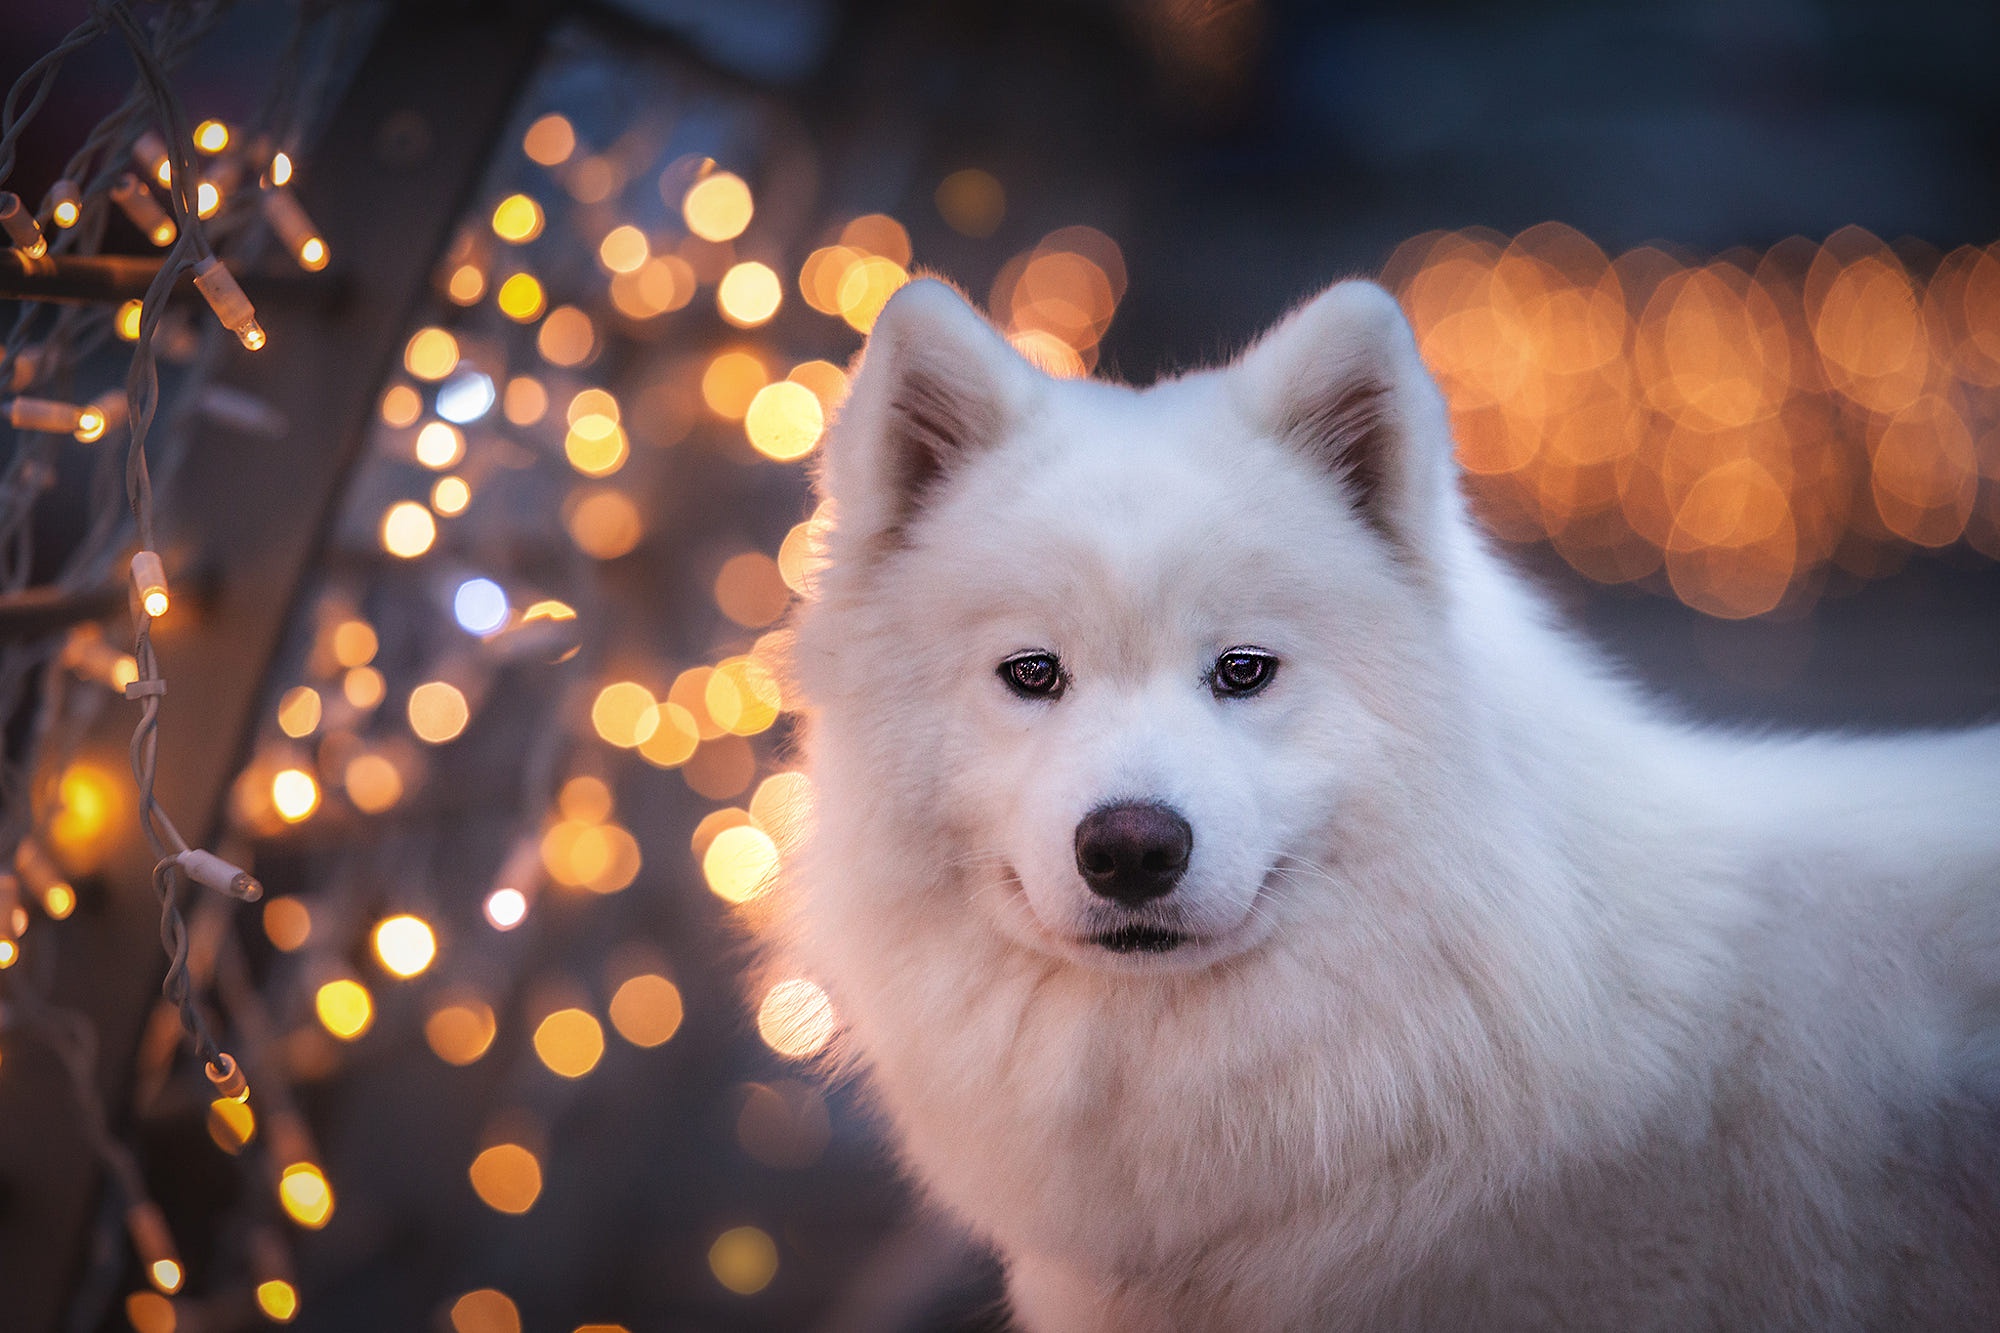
[770,278,2000,1330]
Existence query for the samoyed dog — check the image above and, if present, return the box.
[768,277,2000,1330]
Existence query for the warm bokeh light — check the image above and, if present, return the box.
[708,1225,779,1295]
[533,1007,606,1078]
[380,500,438,558]
[380,383,421,426]
[279,1161,335,1228]
[836,254,909,332]
[840,212,913,266]
[597,224,648,273]
[194,118,229,152]
[432,474,472,515]
[414,421,466,469]
[426,999,497,1065]
[343,665,387,710]
[277,686,322,738]
[559,774,614,822]
[116,298,143,340]
[718,260,783,326]
[523,113,576,166]
[256,1279,299,1323]
[564,414,628,476]
[332,618,378,667]
[446,263,486,304]
[609,254,696,318]
[757,978,836,1057]
[1380,223,2000,615]
[636,701,701,769]
[701,350,769,418]
[408,680,470,743]
[743,380,823,461]
[491,193,544,243]
[404,327,459,380]
[565,487,644,559]
[207,1095,256,1153]
[49,761,121,870]
[496,271,546,322]
[263,896,311,951]
[271,767,320,823]
[591,681,659,747]
[504,375,548,424]
[469,1142,542,1214]
[451,1288,522,1333]
[539,818,642,894]
[703,824,780,904]
[936,167,1005,237]
[706,654,783,735]
[538,305,596,366]
[373,914,438,978]
[714,552,791,626]
[126,1292,173,1333]
[484,887,528,930]
[682,170,753,241]
[609,973,684,1047]
[315,977,374,1040]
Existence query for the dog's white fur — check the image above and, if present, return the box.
[767,277,2000,1330]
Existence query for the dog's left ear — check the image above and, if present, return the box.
[1231,280,1456,562]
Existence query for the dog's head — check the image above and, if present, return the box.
[797,278,1467,973]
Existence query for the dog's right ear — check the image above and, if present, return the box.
[819,279,1041,546]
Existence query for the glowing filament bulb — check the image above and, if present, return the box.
[14,840,75,920]
[126,1201,183,1294]
[130,550,170,619]
[110,171,177,246]
[134,130,172,185]
[48,179,80,228]
[194,119,230,153]
[0,192,48,256]
[192,256,267,350]
[72,404,107,443]
[261,188,329,272]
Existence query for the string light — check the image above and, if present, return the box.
[126,1200,185,1294]
[47,177,82,228]
[261,188,329,271]
[134,129,173,186]
[0,873,22,968]
[130,549,171,619]
[0,191,49,257]
[192,256,268,350]
[14,839,76,920]
[110,173,176,246]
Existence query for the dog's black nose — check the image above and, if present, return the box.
[1074,801,1193,904]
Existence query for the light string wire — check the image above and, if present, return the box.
[0,0,357,1318]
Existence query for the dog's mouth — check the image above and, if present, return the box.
[1090,924,1189,953]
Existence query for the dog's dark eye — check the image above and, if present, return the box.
[1210,648,1278,698]
[1000,652,1064,699]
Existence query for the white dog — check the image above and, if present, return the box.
[766,276,2000,1330]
